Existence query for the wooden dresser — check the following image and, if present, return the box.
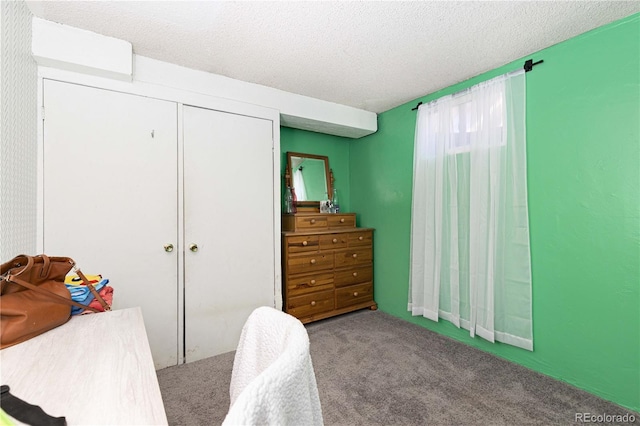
[282,212,377,323]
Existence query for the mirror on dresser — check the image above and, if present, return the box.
[285,152,333,211]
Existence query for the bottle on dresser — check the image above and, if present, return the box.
[331,188,340,213]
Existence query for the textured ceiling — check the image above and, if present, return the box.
[27,1,640,114]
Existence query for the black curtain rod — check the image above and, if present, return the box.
[411,58,543,111]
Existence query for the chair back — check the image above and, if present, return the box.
[222,306,323,426]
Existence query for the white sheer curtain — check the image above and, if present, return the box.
[408,70,533,351]
[293,169,307,201]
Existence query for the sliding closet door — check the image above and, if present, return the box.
[183,105,275,363]
[43,80,179,369]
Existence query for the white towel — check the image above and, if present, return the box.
[222,306,324,426]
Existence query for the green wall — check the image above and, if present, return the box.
[350,14,640,411]
[279,14,639,410]
[280,127,352,213]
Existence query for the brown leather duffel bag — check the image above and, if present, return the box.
[0,254,102,349]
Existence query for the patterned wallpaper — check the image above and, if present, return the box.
[1,0,38,261]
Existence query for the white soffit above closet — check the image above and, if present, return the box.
[27,1,639,115]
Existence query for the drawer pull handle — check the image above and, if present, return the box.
[310,219,316,224]
[352,253,358,258]
[340,218,345,223]
[311,301,316,306]
[332,238,338,243]
[353,292,359,297]
[310,279,316,285]
[358,236,364,241]
[302,241,308,246]
[353,272,358,277]
[310,259,317,264]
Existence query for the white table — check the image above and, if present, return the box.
[0,308,168,425]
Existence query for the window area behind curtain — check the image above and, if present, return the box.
[408,70,533,351]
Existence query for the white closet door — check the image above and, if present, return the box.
[183,105,275,363]
[43,80,179,369]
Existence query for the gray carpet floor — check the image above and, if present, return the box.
[157,310,639,425]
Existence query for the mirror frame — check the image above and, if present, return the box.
[285,151,333,211]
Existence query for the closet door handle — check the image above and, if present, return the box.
[164,244,174,253]
[189,243,199,253]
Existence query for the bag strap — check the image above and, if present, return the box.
[0,385,66,426]
[3,275,101,314]
[75,269,111,312]
[39,254,51,278]
[3,255,35,278]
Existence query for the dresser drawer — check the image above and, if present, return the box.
[286,235,319,253]
[287,252,334,274]
[286,272,334,297]
[287,290,335,318]
[295,215,328,230]
[334,247,372,268]
[336,282,373,309]
[319,234,348,250]
[334,265,373,287]
[327,214,356,228]
[348,230,373,247]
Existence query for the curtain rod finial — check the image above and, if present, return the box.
[524,59,544,72]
